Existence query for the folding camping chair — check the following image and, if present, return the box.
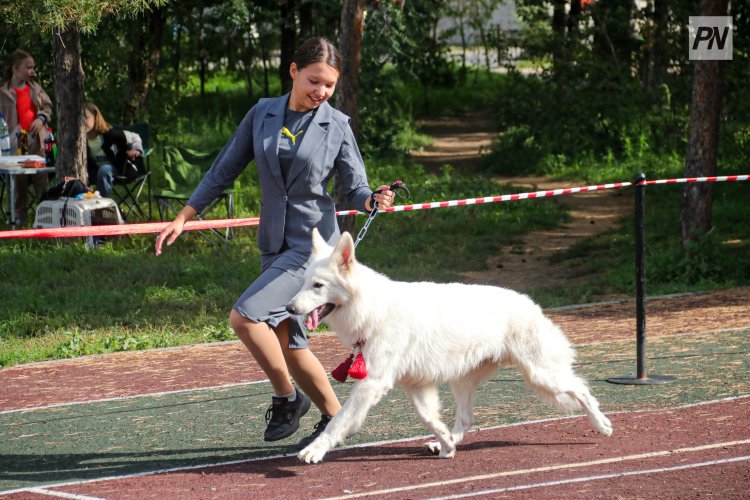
[155,145,235,245]
[113,123,153,221]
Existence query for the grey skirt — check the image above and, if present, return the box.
[233,250,310,349]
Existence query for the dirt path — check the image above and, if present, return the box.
[410,113,498,172]
[410,113,632,296]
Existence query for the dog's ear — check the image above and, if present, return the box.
[310,227,332,259]
[333,232,356,272]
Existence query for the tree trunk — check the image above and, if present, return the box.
[244,24,256,100]
[552,0,566,36]
[279,0,297,94]
[651,0,668,92]
[592,0,635,67]
[550,0,569,71]
[337,0,364,136]
[198,8,207,99]
[681,0,727,246]
[479,24,491,73]
[52,28,87,183]
[567,0,582,37]
[172,21,183,96]
[335,0,365,235]
[458,7,467,77]
[299,0,314,39]
[261,48,270,97]
[640,0,668,95]
[123,6,167,125]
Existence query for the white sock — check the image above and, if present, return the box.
[277,389,296,402]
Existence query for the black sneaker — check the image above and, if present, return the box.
[263,389,311,442]
[297,414,332,449]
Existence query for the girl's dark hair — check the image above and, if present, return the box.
[292,37,341,73]
[5,49,33,82]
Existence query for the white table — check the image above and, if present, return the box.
[0,155,55,229]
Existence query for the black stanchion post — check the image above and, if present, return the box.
[608,173,675,385]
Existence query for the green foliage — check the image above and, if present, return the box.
[51,323,233,359]
[356,1,455,155]
[409,69,501,118]
[552,183,750,299]
[645,184,750,291]
[2,1,750,369]
[0,149,570,367]
[359,160,568,282]
[480,70,688,177]
[0,0,167,33]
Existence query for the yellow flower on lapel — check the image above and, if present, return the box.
[281,126,305,146]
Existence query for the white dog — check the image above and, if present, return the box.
[287,229,613,464]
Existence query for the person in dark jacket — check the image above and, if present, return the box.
[84,102,142,196]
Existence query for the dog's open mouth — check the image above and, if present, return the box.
[304,303,335,331]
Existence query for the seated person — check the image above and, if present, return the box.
[84,102,143,197]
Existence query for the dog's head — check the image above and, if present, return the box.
[287,228,358,331]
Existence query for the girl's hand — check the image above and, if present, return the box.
[127,149,142,159]
[371,184,396,210]
[156,217,185,256]
[156,207,197,255]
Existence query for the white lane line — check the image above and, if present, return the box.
[322,439,750,499]
[432,455,750,499]
[25,487,107,499]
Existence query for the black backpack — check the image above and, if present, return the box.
[41,177,91,201]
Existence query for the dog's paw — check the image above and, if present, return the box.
[425,440,456,458]
[439,444,456,459]
[425,441,441,455]
[298,437,331,464]
[596,415,613,437]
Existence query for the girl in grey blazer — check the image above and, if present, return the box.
[156,37,396,447]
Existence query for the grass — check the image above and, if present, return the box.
[544,181,750,300]
[0,159,570,367]
[0,236,258,366]
[6,159,747,367]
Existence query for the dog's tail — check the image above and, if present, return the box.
[507,316,576,409]
[509,315,613,436]
[518,363,587,414]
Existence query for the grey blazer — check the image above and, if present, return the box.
[187,94,372,257]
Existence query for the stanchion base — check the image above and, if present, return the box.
[606,375,677,385]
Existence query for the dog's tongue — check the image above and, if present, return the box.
[305,309,320,331]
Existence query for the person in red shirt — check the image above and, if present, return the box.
[0,50,53,225]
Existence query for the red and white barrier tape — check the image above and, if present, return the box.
[643,174,749,185]
[0,218,259,239]
[1,175,747,240]
[336,180,635,216]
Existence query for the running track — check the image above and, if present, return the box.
[2,289,749,498]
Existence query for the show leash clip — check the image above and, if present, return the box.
[353,180,410,248]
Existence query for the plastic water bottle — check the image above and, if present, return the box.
[0,114,10,157]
